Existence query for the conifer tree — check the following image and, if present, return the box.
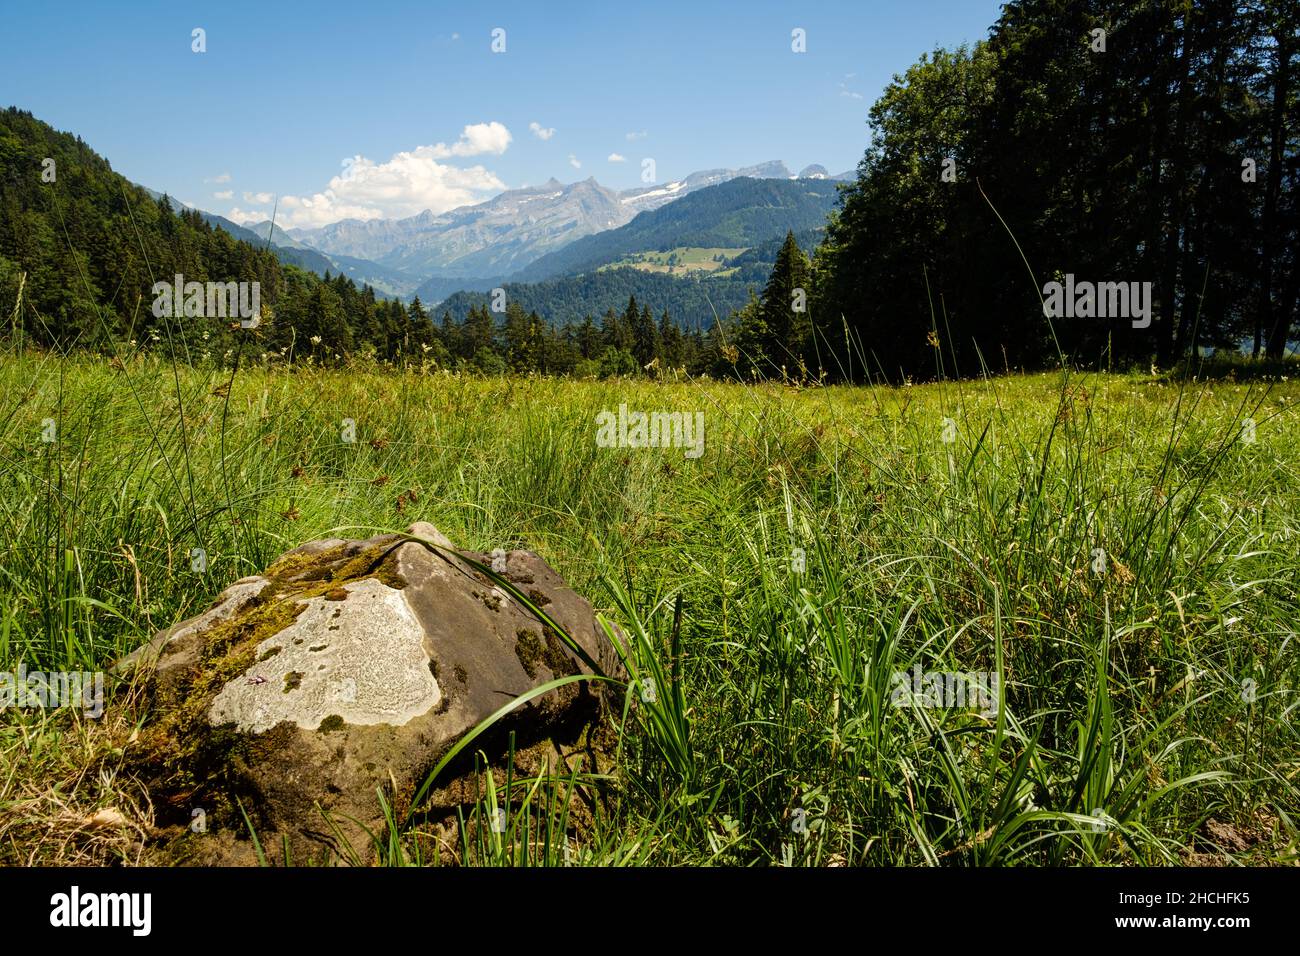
[759,231,812,375]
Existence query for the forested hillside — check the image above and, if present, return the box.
[437,267,755,332]
[813,0,1299,378]
[0,108,441,360]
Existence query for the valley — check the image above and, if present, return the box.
[596,246,747,276]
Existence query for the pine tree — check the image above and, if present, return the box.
[460,305,496,361]
[440,310,457,356]
[601,307,632,352]
[577,314,600,359]
[503,301,537,372]
[759,231,813,377]
[732,291,768,380]
[632,302,661,366]
[407,296,434,352]
[659,310,684,369]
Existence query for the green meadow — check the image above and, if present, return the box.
[599,246,747,276]
[1,350,1297,865]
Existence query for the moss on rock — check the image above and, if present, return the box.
[129,538,411,825]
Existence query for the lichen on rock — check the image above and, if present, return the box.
[208,578,440,734]
[116,521,618,866]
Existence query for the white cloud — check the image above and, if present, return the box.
[272,123,512,228]
[243,191,274,203]
[568,154,581,169]
[228,207,269,223]
[529,121,556,141]
[205,172,232,184]
[451,32,460,40]
[840,90,863,100]
[607,153,626,163]
[625,130,648,141]
[213,190,233,200]
[428,121,512,158]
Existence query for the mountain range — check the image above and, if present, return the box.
[414,176,843,320]
[3,104,854,346]
[511,176,843,283]
[136,188,420,299]
[153,158,853,316]
[266,160,849,290]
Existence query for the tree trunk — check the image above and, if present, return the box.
[1263,23,1294,358]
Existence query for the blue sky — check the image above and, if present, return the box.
[1,0,1006,228]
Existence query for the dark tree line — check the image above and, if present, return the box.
[812,0,1300,380]
[434,266,757,336]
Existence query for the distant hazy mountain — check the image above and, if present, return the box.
[288,160,819,284]
[133,190,418,297]
[418,176,838,325]
[413,274,509,304]
[136,188,338,274]
[286,178,630,280]
[241,219,424,297]
[432,228,828,331]
[170,159,847,302]
[617,160,793,213]
[243,220,316,251]
[510,177,841,284]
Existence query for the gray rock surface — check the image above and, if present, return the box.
[118,521,619,865]
[208,577,441,734]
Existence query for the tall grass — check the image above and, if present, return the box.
[0,341,1297,864]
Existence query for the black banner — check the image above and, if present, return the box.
[1,866,1284,941]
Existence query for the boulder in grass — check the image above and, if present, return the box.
[117,521,619,865]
